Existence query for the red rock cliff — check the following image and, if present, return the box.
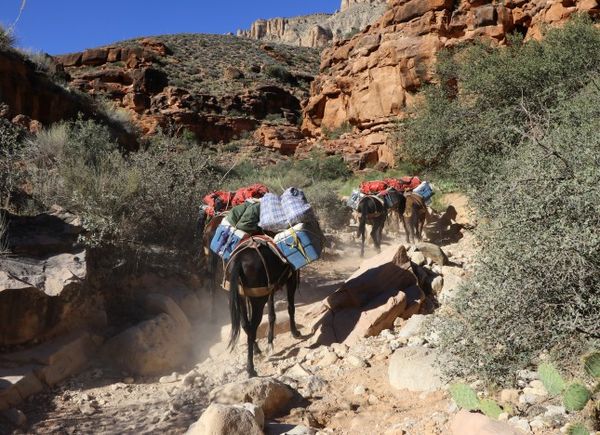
[302,0,600,136]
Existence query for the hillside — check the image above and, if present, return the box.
[55,34,320,143]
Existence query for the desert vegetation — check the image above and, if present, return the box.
[397,16,600,383]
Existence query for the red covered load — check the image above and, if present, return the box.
[202,184,270,217]
[385,176,421,192]
[359,180,389,195]
[232,183,269,206]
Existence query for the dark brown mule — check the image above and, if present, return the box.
[403,193,428,244]
[357,196,388,257]
[226,241,300,377]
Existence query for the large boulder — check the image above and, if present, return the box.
[186,403,264,435]
[388,347,444,392]
[450,410,520,435]
[0,208,102,346]
[209,377,297,419]
[101,294,191,376]
[305,245,424,345]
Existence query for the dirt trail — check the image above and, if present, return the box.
[9,196,476,435]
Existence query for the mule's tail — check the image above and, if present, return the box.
[358,201,368,239]
[228,259,244,350]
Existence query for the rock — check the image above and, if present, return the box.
[410,251,426,266]
[431,276,444,294]
[209,377,297,418]
[347,355,368,368]
[79,402,97,416]
[396,314,427,339]
[499,389,520,406]
[0,366,45,411]
[300,375,328,398]
[318,351,339,366]
[305,245,424,346]
[238,1,388,48]
[330,343,349,358]
[508,417,531,434]
[450,410,521,435]
[388,347,443,392]
[353,385,366,395]
[101,301,191,376]
[253,124,304,156]
[285,364,312,379]
[159,373,179,384]
[186,403,263,435]
[282,425,316,435]
[543,405,566,418]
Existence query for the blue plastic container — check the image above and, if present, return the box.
[413,181,434,202]
[275,223,322,270]
[210,219,249,261]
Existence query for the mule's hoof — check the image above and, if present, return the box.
[253,343,262,355]
[291,328,301,339]
[266,343,275,356]
[247,369,258,378]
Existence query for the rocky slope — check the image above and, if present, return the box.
[0,49,136,148]
[55,35,320,144]
[301,0,600,139]
[237,0,388,48]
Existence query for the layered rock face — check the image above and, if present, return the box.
[0,50,136,147]
[237,0,388,48]
[55,36,316,144]
[302,0,600,136]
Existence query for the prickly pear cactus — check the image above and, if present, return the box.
[583,352,600,379]
[479,398,503,420]
[566,422,590,435]
[563,383,591,412]
[449,383,480,411]
[538,362,566,396]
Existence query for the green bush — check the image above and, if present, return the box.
[322,122,353,140]
[264,65,295,85]
[400,17,600,383]
[29,120,223,252]
[0,119,26,208]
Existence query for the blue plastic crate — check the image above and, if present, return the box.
[413,181,434,202]
[275,223,322,270]
[210,219,249,261]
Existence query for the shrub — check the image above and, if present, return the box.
[399,17,600,383]
[30,120,224,253]
[0,119,26,208]
[264,65,296,85]
[0,25,15,49]
[322,122,353,140]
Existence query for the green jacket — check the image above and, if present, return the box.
[228,202,261,233]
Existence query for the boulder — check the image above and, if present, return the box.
[396,314,427,339]
[450,410,520,435]
[388,347,443,392]
[0,208,100,347]
[186,403,263,435]
[253,124,304,156]
[306,245,424,345]
[101,295,191,376]
[416,242,448,266]
[209,377,297,419]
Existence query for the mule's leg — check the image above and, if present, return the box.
[246,296,268,378]
[267,291,276,354]
[287,271,301,338]
[417,213,426,241]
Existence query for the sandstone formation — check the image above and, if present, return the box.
[55,35,317,145]
[186,403,264,435]
[302,0,600,138]
[237,0,388,48]
[0,207,104,347]
[305,244,425,346]
[209,377,298,419]
[0,50,136,147]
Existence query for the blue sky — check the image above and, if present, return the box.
[0,0,341,55]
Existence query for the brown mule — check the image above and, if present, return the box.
[403,193,428,244]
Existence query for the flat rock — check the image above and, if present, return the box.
[186,403,263,435]
[388,347,443,392]
[209,377,297,419]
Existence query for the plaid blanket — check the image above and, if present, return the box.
[259,193,288,232]
[282,187,313,224]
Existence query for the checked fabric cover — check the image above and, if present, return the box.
[281,187,313,225]
[259,193,288,232]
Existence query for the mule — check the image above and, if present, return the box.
[198,210,226,316]
[403,193,428,244]
[227,242,300,377]
[357,196,388,257]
